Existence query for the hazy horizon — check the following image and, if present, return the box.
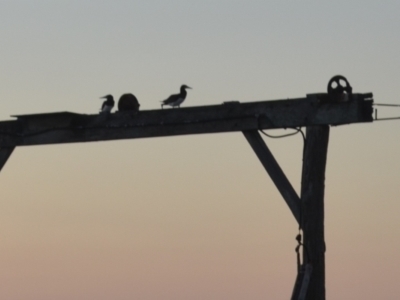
[1,1,400,299]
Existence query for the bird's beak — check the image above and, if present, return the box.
[100,95,107,99]
[187,86,192,89]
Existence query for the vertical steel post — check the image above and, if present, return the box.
[300,126,330,300]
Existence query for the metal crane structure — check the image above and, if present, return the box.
[0,76,374,300]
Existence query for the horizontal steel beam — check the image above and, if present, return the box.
[0,93,373,147]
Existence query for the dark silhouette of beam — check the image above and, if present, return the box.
[0,94,372,148]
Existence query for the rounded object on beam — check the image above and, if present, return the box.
[118,93,140,112]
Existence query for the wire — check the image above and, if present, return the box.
[374,117,400,121]
[374,103,400,107]
[373,104,400,121]
[260,127,302,139]
[259,127,306,148]
[257,124,310,269]
[298,128,306,144]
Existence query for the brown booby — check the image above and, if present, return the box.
[161,85,192,109]
[100,95,114,113]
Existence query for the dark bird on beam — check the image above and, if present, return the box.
[161,85,192,109]
[118,93,140,112]
[100,95,114,113]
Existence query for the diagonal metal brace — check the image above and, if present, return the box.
[0,147,15,172]
[243,130,301,224]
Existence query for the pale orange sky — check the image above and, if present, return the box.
[1,1,400,299]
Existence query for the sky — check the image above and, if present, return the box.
[0,1,400,299]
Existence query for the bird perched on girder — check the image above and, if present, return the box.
[100,95,114,113]
[161,85,192,109]
[118,93,140,112]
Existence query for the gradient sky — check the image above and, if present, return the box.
[1,1,400,299]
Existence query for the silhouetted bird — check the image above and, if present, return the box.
[100,95,114,113]
[161,85,192,109]
[118,93,140,112]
